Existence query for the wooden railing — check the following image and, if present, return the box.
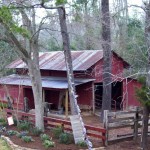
[4,108,106,146]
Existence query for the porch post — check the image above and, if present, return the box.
[65,90,68,117]
[92,82,95,114]
[42,89,45,102]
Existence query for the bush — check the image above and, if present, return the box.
[17,121,31,131]
[16,131,29,138]
[0,118,7,127]
[40,134,50,141]
[43,140,55,149]
[6,130,18,136]
[31,127,42,136]
[76,140,87,148]
[59,133,74,145]
[52,126,63,139]
[21,136,33,143]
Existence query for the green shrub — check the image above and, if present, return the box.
[17,121,31,131]
[52,126,63,139]
[0,118,5,122]
[21,136,33,143]
[16,131,29,138]
[0,118,7,126]
[43,140,55,149]
[40,134,50,141]
[76,140,87,148]
[6,130,18,136]
[59,133,73,145]
[31,127,42,136]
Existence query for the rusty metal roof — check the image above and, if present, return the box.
[7,50,104,71]
[7,50,130,71]
[0,74,94,89]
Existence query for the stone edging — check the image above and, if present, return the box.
[1,135,38,150]
[1,135,105,150]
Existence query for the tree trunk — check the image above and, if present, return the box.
[27,59,44,131]
[57,7,78,115]
[141,106,149,150]
[141,1,150,149]
[101,0,112,118]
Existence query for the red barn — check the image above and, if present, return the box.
[0,50,141,116]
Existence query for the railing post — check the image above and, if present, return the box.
[103,110,108,146]
[134,107,139,141]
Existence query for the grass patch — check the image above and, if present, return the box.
[0,139,12,150]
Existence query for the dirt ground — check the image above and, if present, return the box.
[2,114,150,150]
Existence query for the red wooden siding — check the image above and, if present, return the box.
[0,85,24,110]
[123,79,141,108]
[76,82,93,106]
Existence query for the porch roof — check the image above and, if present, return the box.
[0,74,94,89]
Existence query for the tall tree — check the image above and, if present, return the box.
[101,0,112,117]
[140,1,150,149]
[0,1,44,130]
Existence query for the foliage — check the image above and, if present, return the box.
[136,76,150,107]
[17,121,31,131]
[0,139,11,150]
[0,103,8,109]
[30,127,43,136]
[59,133,74,144]
[40,134,50,141]
[0,118,7,127]
[43,140,55,149]
[6,130,18,136]
[0,6,30,38]
[21,136,34,143]
[16,131,29,138]
[52,126,63,139]
[76,140,87,148]
[55,0,67,5]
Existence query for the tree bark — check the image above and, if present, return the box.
[101,0,112,118]
[141,1,150,149]
[57,7,78,115]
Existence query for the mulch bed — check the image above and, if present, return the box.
[2,125,103,150]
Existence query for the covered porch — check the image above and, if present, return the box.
[0,74,95,118]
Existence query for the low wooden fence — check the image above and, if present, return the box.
[103,107,150,146]
[4,108,106,145]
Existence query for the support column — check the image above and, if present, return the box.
[65,90,68,118]
[92,82,95,114]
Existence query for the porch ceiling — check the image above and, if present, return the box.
[0,74,94,89]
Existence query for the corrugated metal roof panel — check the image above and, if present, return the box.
[0,74,94,89]
[7,50,104,71]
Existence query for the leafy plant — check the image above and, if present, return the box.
[21,136,33,143]
[40,134,50,141]
[16,131,29,138]
[17,121,31,131]
[31,127,42,136]
[76,140,87,148]
[52,126,63,139]
[6,130,18,136]
[59,133,73,144]
[43,140,55,149]
[0,118,7,127]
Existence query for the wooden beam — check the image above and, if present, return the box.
[92,82,95,114]
[42,89,45,102]
[65,90,68,118]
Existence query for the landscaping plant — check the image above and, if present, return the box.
[17,121,31,131]
[16,131,29,138]
[43,140,55,149]
[31,127,42,136]
[52,126,63,139]
[21,136,34,143]
[59,133,74,145]
[40,134,50,141]
[6,130,18,136]
[76,140,87,148]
